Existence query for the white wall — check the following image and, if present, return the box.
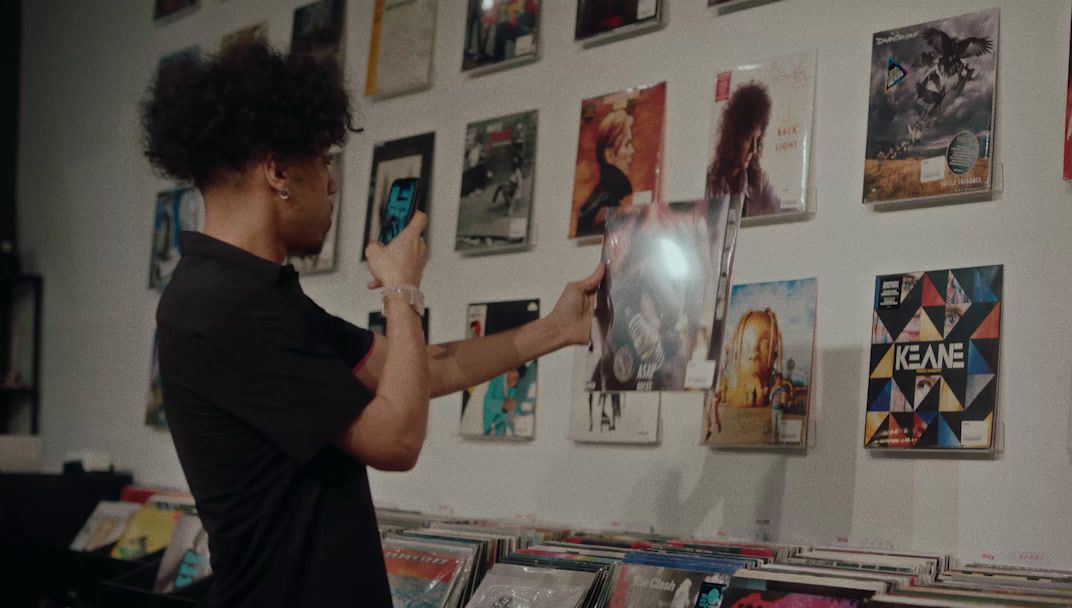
[19,0,1072,567]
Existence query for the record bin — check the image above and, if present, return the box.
[97,559,211,608]
[71,547,164,605]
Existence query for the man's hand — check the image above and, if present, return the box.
[547,263,605,347]
[365,212,428,290]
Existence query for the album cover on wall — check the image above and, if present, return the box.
[708,50,816,221]
[153,514,212,593]
[363,132,435,261]
[570,82,666,239]
[291,0,346,66]
[154,0,198,23]
[588,198,742,392]
[460,300,539,440]
[863,9,999,205]
[149,187,204,290]
[463,0,539,72]
[703,278,817,448]
[709,0,783,14]
[365,0,437,98]
[456,110,537,254]
[1065,13,1072,180]
[145,332,166,429]
[221,22,267,53]
[866,265,1002,450]
[368,309,430,340]
[575,0,662,42]
[568,346,660,444]
[288,152,342,274]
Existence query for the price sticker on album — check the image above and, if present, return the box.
[515,34,534,56]
[637,0,657,20]
[684,360,717,390]
[920,156,945,183]
[509,219,527,240]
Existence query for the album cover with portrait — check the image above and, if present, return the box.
[866,265,1002,450]
[363,132,435,261]
[568,346,660,444]
[365,0,437,98]
[463,0,540,72]
[570,82,666,239]
[460,300,539,440]
[290,0,346,67]
[708,50,816,221]
[149,187,204,290]
[863,9,999,205]
[703,278,817,448]
[456,110,537,254]
[288,152,342,274]
[575,0,662,42]
[588,198,742,392]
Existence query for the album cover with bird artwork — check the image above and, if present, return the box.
[866,265,1002,450]
[863,9,998,205]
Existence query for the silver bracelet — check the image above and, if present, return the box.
[382,284,424,318]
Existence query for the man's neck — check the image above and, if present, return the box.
[201,187,287,264]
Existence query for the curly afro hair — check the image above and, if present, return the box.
[706,81,772,197]
[141,40,357,189]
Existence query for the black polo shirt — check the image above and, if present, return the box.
[156,231,392,607]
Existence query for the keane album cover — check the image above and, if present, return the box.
[588,198,741,392]
[460,300,540,440]
[456,110,537,254]
[570,82,666,239]
[704,278,817,448]
[863,9,998,205]
[866,265,1002,449]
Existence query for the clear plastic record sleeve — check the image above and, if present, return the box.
[588,196,742,392]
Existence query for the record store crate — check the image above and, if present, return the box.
[97,560,211,608]
[70,547,164,605]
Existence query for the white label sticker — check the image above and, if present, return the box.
[779,419,803,443]
[513,416,534,437]
[509,218,528,240]
[684,360,717,389]
[515,34,534,56]
[633,190,653,205]
[920,156,945,183]
[637,0,657,20]
[961,420,990,447]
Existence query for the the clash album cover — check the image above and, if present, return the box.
[290,0,346,67]
[568,346,660,444]
[288,152,341,274]
[1065,13,1072,180]
[368,309,430,340]
[866,265,1002,450]
[149,187,204,290]
[708,50,816,221]
[363,132,435,261]
[605,564,717,608]
[460,300,540,440]
[709,0,783,15]
[575,0,662,42]
[365,0,437,98]
[703,278,817,448]
[456,110,537,254]
[145,332,166,429]
[570,82,666,239]
[863,9,999,205]
[588,197,742,392]
[463,0,540,72]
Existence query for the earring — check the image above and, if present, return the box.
[279,189,291,200]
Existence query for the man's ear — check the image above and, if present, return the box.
[263,155,289,197]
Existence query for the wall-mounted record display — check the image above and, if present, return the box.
[365,0,437,98]
[575,0,663,44]
[463,0,540,73]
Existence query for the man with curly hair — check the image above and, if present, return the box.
[705,82,782,218]
[143,41,602,607]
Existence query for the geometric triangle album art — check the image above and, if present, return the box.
[866,265,1002,450]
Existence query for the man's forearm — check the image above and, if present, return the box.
[427,316,570,398]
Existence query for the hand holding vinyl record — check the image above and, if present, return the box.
[365,211,427,290]
[548,263,605,346]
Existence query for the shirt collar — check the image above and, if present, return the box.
[180,231,299,288]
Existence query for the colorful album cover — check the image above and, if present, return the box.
[221,22,267,53]
[383,542,461,608]
[460,300,539,440]
[722,587,862,607]
[703,278,817,448]
[154,0,198,22]
[365,0,437,97]
[606,564,712,607]
[709,0,783,13]
[153,514,212,593]
[570,82,666,239]
[463,0,539,72]
[110,504,183,560]
[708,51,816,220]
[863,9,999,205]
[145,332,166,429]
[368,309,430,340]
[568,346,660,444]
[866,265,1002,449]
[588,198,742,392]
[288,152,342,274]
[363,133,435,261]
[149,187,204,290]
[456,110,537,253]
[575,0,662,42]
[69,501,141,552]
[291,0,346,67]
[1065,13,1072,180]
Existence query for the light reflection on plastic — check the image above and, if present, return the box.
[658,237,689,279]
